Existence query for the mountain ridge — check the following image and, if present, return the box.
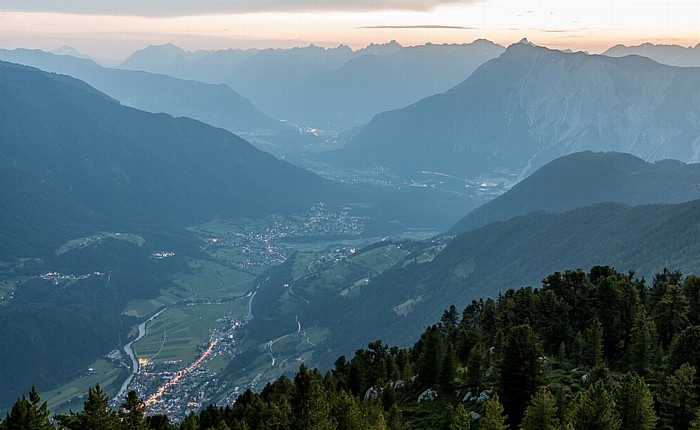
[116,40,505,129]
[449,151,700,234]
[338,41,700,179]
[0,60,343,258]
[0,48,287,134]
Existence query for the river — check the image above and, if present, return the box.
[113,307,168,401]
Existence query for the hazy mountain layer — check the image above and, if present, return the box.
[604,42,700,67]
[340,41,700,178]
[0,49,287,134]
[0,60,342,258]
[450,151,700,234]
[118,40,505,129]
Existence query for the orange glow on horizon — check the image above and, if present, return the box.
[0,0,698,62]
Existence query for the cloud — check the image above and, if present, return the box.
[359,25,475,29]
[1,0,480,17]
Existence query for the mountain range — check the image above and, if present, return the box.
[117,40,505,129]
[0,49,287,134]
[604,42,700,67]
[338,40,700,180]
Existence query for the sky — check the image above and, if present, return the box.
[0,0,698,63]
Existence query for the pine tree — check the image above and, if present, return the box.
[566,380,620,430]
[386,404,403,430]
[2,386,54,430]
[666,325,700,384]
[660,363,697,430]
[583,318,604,367]
[292,365,336,430]
[119,391,147,430]
[690,410,700,430]
[480,393,509,430]
[519,387,559,430]
[55,384,120,430]
[614,373,657,430]
[654,284,690,347]
[415,325,447,387]
[498,324,543,425]
[627,306,655,375]
[450,403,471,430]
[439,343,457,389]
[466,341,489,391]
[684,275,700,326]
[571,332,585,367]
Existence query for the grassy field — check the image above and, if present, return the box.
[55,232,145,255]
[133,301,247,364]
[42,359,125,415]
[173,258,256,300]
[122,258,255,318]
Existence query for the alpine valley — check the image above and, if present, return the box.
[3,30,700,430]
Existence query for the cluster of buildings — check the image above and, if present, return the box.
[203,204,365,270]
[120,316,252,421]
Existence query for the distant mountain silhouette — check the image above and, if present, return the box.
[0,48,287,134]
[604,42,700,67]
[339,41,700,178]
[118,40,505,129]
[0,60,340,258]
[450,151,700,234]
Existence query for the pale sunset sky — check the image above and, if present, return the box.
[0,0,698,62]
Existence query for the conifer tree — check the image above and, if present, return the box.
[566,380,620,430]
[519,387,559,430]
[654,284,690,347]
[440,343,457,389]
[614,373,657,430]
[690,410,700,430]
[55,384,120,430]
[583,318,604,367]
[666,326,700,384]
[571,332,585,367]
[660,363,697,430]
[450,403,471,430]
[386,404,403,430]
[119,390,147,430]
[480,393,509,430]
[2,386,54,430]
[466,341,489,391]
[498,324,543,425]
[627,306,655,375]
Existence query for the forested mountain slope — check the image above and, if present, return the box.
[450,151,700,234]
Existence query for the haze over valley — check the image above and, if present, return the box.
[3,2,700,428]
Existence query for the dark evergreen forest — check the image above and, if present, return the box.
[5,266,700,429]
